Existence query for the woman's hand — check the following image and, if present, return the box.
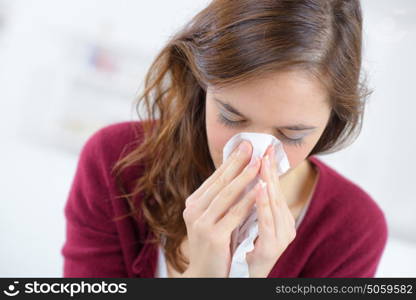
[182,140,264,277]
[246,144,297,278]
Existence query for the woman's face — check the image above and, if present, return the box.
[205,70,332,171]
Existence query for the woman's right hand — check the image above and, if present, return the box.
[181,140,263,277]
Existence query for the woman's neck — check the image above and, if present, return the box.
[279,158,316,209]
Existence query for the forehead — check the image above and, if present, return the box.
[208,70,330,121]
[210,70,328,104]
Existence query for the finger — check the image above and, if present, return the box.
[186,140,252,211]
[269,145,284,200]
[217,180,262,235]
[196,141,253,213]
[267,145,295,234]
[260,147,279,223]
[256,179,276,241]
[203,156,261,223]
[187,140,246,201]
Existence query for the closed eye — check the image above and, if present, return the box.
[217,113,305,147]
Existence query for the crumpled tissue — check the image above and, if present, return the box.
[222,132,291,277]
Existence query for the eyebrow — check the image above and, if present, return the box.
[214,97,317,131]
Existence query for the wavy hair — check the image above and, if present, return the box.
[111,0,372,274]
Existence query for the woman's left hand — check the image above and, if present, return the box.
[246,144,297,278]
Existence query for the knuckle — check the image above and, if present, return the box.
[182,208,188,220]
[185,196,194,208]
[182,207,193,223]
[217,174,230,186]
[182,203,199,223]
[219,186,234,202]
[217,160,229,173]
[263,216,274,229]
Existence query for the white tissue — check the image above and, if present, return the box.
[222,132,291,277]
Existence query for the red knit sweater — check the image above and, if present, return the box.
[61,121,388,278]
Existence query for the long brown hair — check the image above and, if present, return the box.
[111,0,371,274]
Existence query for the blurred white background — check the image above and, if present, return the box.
[0,0,415,277]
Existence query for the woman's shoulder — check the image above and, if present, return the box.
[82,120,146,156]
[76,120,149,190]
[308,155,387,233]
[297,156,388,277]
[62,120,149,277]
[77,120,151,170]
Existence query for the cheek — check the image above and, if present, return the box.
[283,146,308,169]
[282,137,319,169]
[205,104,237,169]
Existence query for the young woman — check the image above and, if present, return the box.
[62,0,388,278]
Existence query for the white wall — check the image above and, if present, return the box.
[0,0,415,277]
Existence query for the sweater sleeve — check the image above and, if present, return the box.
[301,193,388,278]
[61,127,128,277]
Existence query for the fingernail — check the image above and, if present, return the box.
[238,140,250,155]
[272,146,277,164]
[259,179,267,195]
[264,155,270,167]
